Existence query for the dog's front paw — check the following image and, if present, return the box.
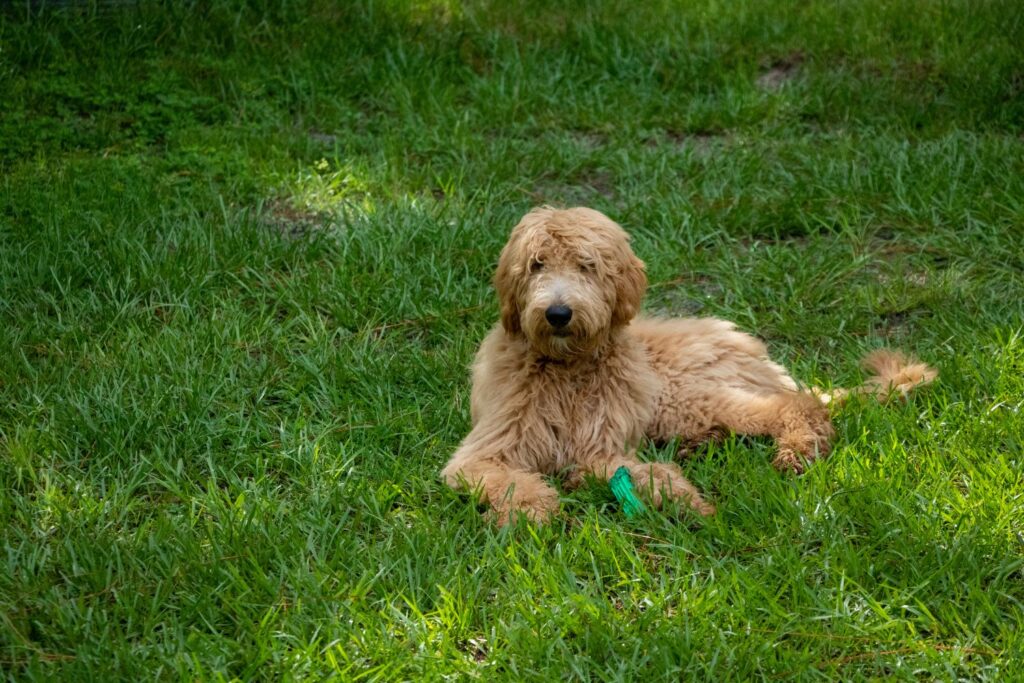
[632,462,715,516]
[690,497,716,516]
[772,448,809,474]
[489,485,560,526]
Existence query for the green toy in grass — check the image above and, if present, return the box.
[609,466,647,518]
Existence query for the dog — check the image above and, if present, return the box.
[441,207,936,525]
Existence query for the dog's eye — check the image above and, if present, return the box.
[529,259,544,273]
[579,261,596,274]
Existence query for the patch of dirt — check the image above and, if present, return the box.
[875,307,931,341]
[459,36,491,75]
[458,637,488,663]
[569,128,610,150]
[261,199,326,239]
[757,52,805,91]
[152,305,174,324]
[308,129,339,145]
[884,271,930,287]
[530,169,617,206]
[878,309,912,331]
[736,233,813,250]
[644,129,721,157]
[647,276,724,317]
[868,232,953,285]
[582,169,615,198]
[872,240,950,267]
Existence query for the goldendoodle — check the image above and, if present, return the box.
[442,207,936,524]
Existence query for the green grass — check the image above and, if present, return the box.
[2,0,1023,679]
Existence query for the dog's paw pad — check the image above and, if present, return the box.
[772,450,806,474]
[691,499,716,516]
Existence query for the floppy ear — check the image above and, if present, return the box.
[611,252,647,326]
[494,236,523,334]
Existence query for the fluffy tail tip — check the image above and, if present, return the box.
[814,349,937,407]
[860,349,938,399]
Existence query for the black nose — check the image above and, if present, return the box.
[545,305,573,329]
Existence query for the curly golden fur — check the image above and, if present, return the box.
[442,207,936,525]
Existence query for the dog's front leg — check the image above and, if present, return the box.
[582,454,715,516]
[441,429,560,526]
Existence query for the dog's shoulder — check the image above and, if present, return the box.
[469,326,526,408]
[472,325,529,373]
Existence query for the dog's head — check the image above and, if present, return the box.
[494,206,647,358]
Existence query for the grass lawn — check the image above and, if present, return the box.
[2,0,1023,679]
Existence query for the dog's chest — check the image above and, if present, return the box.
[532,370,600,424]
[526,364,643,471]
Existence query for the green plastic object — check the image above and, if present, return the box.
[609,466,647,518]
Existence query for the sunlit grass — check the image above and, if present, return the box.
[281,158,378,217]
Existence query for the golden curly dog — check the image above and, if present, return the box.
[442,207,936,525]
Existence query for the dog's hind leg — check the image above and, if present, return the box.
[713,388,835,473]
[441,456,560,526]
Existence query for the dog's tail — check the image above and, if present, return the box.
[812,349,937,407]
